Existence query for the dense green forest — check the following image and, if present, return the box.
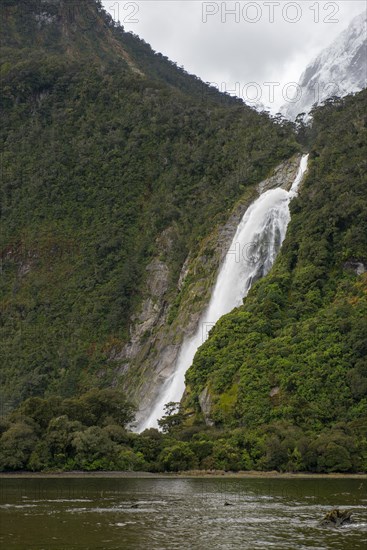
[182,91,367,472]
[0,0,297,407]
[0,1,366,474]
[2,92,365,474]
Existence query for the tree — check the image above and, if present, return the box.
[63,389,135,428]
[132,428,164,464]
[157,402,185,434]
[72,426,118,469]
[0,420,38,471]
[159,442,197,472]
[46,415,83,468]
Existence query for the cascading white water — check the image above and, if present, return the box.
[139,154,309,431]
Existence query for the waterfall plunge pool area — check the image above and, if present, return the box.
[0,475,366,549]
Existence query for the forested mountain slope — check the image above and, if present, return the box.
[0,1,366,475]
[0,0,298,408]
[184,91,367,459]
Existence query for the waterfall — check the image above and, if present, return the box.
[139,154,309,431]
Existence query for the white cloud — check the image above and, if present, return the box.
[102,0,366,111]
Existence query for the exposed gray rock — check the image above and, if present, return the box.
[199,387,214,426]
[258,154,301,193]
[111,155,303,428]
[269,386,280,398]
[114,261,170,364]
[344,260,367,276]
[178,255,191,290]
[146,259,170,297]
[34,13,57,25]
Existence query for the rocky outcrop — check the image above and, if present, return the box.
[111,234,173,384]
[320,509,352,527]
[258,154,301,193]
[112,155,302,428]
[178,255,191,291]
[269,386,280,397]
[344,260,367,276]
[199,387,214,427]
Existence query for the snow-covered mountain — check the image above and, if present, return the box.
[282,11,367,120]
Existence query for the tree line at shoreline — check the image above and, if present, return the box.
[1,391,365,474]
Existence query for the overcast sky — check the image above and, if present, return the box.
[102,0,366,111]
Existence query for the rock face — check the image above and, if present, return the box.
[199,387,214,427]
[112,155,302,428]
[344,260,367,276]
[258,155,301,193]
[282,12,367,120]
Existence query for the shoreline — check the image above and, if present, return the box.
[0,470,366,479]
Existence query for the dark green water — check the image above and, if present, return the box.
[0,477,366,549]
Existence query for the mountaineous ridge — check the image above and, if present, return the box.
[0,0,366,474]
[281,11,367,120]
[0,0,298,410]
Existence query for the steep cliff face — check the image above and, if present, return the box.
[185,90,367,433]
[115,155,301,425]
[0,0,299,407]
[282,11,367,120]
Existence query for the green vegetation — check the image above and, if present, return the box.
[0,0,297,407]
[0,390,140,471]
[183,91,367,471]
[0,1,366,474]
[1,395,365,473]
